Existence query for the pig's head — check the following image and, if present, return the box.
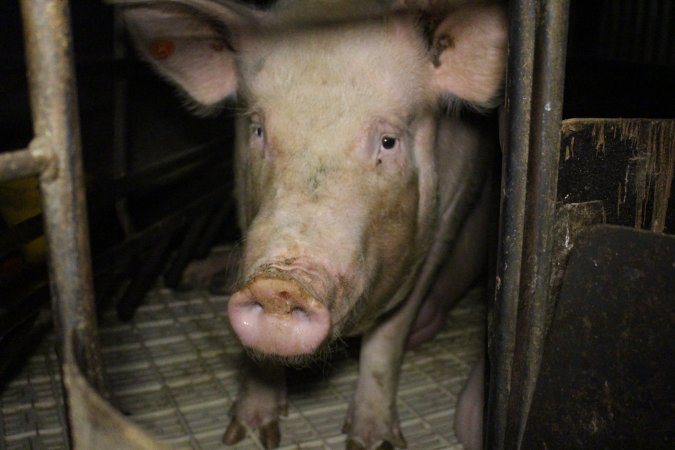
[123,0,506,363]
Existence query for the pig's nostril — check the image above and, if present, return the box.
[251,300,308,317]
[291,306,308,318]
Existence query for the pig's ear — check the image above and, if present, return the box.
[429,4,507,108]
[121,1,261,109]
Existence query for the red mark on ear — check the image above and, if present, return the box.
[150,39,175,60]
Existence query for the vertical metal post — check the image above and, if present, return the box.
[487,1,535,447]
[19,0,105,394]
[487,0,570,448]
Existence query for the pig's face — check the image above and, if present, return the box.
[122,0,506,361]
[234,20,438,348]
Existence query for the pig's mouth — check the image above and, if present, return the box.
[240,335,342,368]
[227,264,339,364]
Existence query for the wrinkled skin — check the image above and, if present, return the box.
[122,1,506,448]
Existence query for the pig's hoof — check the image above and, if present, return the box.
[223,418,281,449]
[345,438,396,450]
[342,419,406,449]
[259,420,281,449]
[222,418,247,445]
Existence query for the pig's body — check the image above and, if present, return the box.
[122,1,505,448]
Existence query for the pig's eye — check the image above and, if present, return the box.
[380,136,398,150]
[250,122,266,149]
[251,125,264,139]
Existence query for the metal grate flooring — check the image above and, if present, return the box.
[1,286,484,449]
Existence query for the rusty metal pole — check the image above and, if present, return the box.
[487,0,570,448]
[9,2,206,448]
[19,0,105,395]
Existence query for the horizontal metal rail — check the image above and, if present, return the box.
[0,144,49,182]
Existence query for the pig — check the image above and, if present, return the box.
[121,0,506,448]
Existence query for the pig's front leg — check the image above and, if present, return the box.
[342,251,448,450]
[343,303,416,450]
[223,361,287,449]
[342,190,468,449]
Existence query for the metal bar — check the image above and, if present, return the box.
[116,233,174,321]
[487,0,570,448]
[510,0,569,446]
[163,211,213,288]
[0,145,48,182]
[193,197,235,258]
[93,185,229,272]
[112,7,135,238]
[487,0,536,448]
[19,0,105,398]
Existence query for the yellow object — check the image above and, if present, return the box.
[0,176,46,264]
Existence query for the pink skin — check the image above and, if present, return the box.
[455,357,485,450]
[407,175,493,350]
[407,293,450,349]
[121,2,506,449]
[228,276,331,356]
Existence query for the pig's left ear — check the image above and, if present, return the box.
[429,4,507,108]
[121,1,262,109]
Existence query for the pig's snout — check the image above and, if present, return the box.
[228,277,331,357]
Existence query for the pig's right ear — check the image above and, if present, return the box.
[121,1,260,109]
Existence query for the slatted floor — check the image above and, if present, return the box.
[1,285,484,449]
